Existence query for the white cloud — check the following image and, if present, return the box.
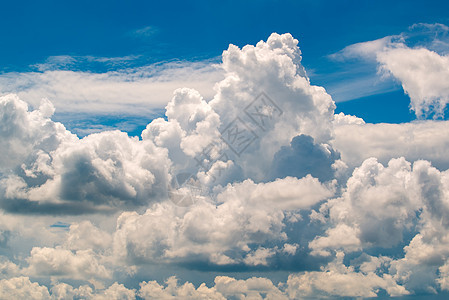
[50,282,94,300]
[113,175,333,266]
[0,256,20,278]
[243,247,276,266]
[378,46,449,118]
[0,32,340,214]
[308,155,449,293]
[25,247,111,279]
[331,36,398,61]
[0,277,136,300]
[65,221,112,252]
[213,276,287,299]
[0,277,51,300]
[3,31,449,298]
[164,87,221,158]
[438,260,449,291]
[310,157,424,255]
[140,32,339,189]
[210,32,335,146]
[282,243,299,256]
[139,276,224,300]
[333,112,365,125]
[0,59,223,116]
[333,120,449,170]
[92,282,136,300]
[0,94,171,213]
[332,23,449,117]
[0,94,76,172]
[286,252,409,298]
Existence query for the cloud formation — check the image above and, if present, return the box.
[0,58,223,117]
[0,94,171,213]
[1,31,449,298]
[113,176,333,267]
[334,23,449,118]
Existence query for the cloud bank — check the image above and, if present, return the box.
[1,31,449,298]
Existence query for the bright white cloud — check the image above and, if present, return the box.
[378,46,449,118]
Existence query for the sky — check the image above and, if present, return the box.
[1,0,449,299]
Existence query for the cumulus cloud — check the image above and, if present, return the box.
[140,32,339,192]
[307,156,449,294]
[3,31,449,298]
[0,275,286,299]
[0,94,171,213]
[50,282,94,300]
[0,270,409,299]
[113,175,333,267]
[0,277,137,300]
[0,32,340,214]
[25,247,110,280]
[210,32,335,162]
[378,46,449,118]
[0,256,20,278]
[286,252,409,298]
[310,157,421,255]
[0,277,51,299]
[65,221,112,252]
[333,23,449,118]
[138,276,224,300]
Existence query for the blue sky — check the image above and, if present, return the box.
[1,0,447,65]
[0,0,448,130]
[1,1,449,299]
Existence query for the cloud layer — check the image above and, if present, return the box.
[1,31,449,298]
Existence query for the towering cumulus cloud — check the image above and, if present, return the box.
[1,32,449,298]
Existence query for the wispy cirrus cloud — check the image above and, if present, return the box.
[128,25,159,39]
[0,57,223,116]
